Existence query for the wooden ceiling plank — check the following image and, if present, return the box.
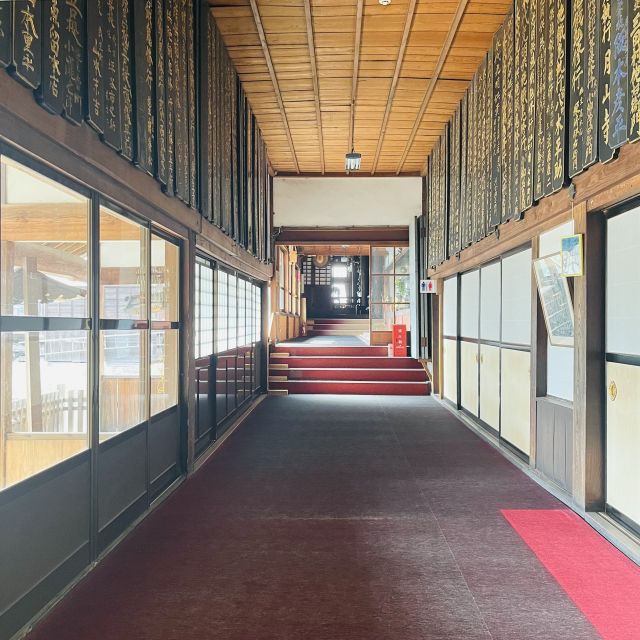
[348,0,365,156]
[370,0,417,174]
[248,0,300,173]
[303,0,326,173]
[395,0,469,174]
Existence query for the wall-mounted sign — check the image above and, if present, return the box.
[420,279,436,294]
[560,233,584,277]
[533,252,575,347]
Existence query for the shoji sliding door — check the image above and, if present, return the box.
[459,270,480,416]
[606,205,640,531]
[479,261,501,432]
[499,248,532,456]
[442,276,458,404]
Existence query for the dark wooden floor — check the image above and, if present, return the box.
[29,396,601,640]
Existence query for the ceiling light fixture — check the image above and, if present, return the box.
[379,0,392,5]
[345,149,362,172]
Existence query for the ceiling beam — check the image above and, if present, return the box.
[248,0,300,174]
[395,0,469,175]
[303,0,325,174]
[370,0,417,175]
[348,0,365,156]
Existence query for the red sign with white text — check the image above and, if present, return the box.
[392,324,407,357]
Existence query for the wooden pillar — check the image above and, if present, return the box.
[23,256,43,431]
[573,203,606,511]
[529,236,547,468]
[182,230,196,472]
[431,278,442,396]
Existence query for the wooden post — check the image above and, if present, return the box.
[431,278,442,396]
[0,239,14,486]
[572,203,606,511]
[23,256,43,431]
[183,230,196,472]
[529,236,548,468]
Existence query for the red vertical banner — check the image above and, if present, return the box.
[392,324,407,357]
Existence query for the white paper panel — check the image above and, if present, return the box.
[500,348,531,455]
[606,362,640,526]
[480,262,501,341]
[480,344,500,429]
[460,341,479,415]
[443,338,458,403]
[443,276,458,337]
[501,249,532,346]
[460,270,480,339]
[547,341,574,401]
[607,207,640,356]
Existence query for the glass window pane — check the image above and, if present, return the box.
[0,156,90,318]
[395,304,411,330]
[100,330,147,440]
[0,331,89,490]
[151,329,178,415]
[195,261,214,358]
[371,247,395,274]
[371,275,394,303]
[216,270,228,353]
[371,304,394,331]
[395,275,410,303]
[151,235,179,322]
[237,278,246,347]
[227,274,237,350]
[100,207,147,320]
[395,247,410,274]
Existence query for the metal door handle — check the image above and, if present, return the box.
[608,380,618,402]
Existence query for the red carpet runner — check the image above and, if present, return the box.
[502,509,640,640]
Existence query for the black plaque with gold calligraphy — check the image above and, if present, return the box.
[154,0,167,186]
[12,0,42,89]
[119,0,134,161]
[187,0,197,208]
[534,0,548,199]
[134,0,155,175]
[584,0,599,164]
[544,0,557,194]
[460,91,470,248]
[569,0,586,177]
[448,107,460,257]
[86,0,106,133]
[0,3,12,68]
[609,0,628,148]
[599,0,616,161]
[101,0,121,152]
[39,0,65,116]
[629,0,640,141]
[491,27,503,228]
[501,12,515,223]
[551,0,567,193]
[164,0,175,196]
[60,0,85,126]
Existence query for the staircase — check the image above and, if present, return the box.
[305,317,370,337]
[268,344,431,396]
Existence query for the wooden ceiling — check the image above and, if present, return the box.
[209,0,510,176]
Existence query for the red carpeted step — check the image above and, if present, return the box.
[272,345,387,356]
[306,330,368,336]
[269,356,423,369]
[269,379,430,395]
[275,367,428,382]
[308,318,368,325]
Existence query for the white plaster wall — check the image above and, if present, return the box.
[273,177,422,227]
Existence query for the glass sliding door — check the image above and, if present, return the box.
[0,155,91,489]
[606,204,640,532]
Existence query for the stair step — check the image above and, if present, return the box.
[268,389,289,396]
[269,363,289,370]
[272,345,387,357]
[269,380,430,396]
[307,318,369,325]
[273,367,428,382]
[306,330,368,336]
[271,356,423,369]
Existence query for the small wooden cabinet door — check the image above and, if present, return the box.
[606,362,640,527]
